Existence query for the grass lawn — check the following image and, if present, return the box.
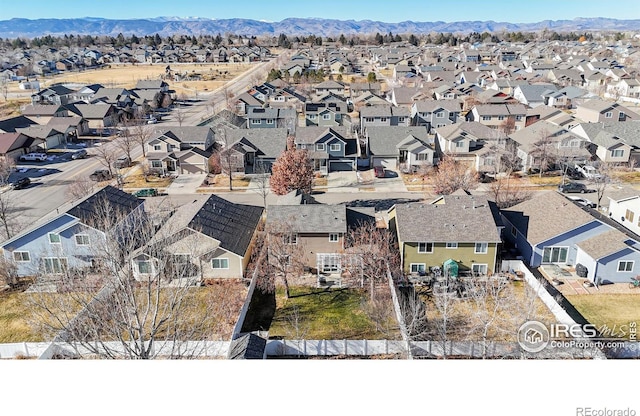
[564,294,640,338]
[268,286,401,340]
[612,171,640,184]
[313,177,328,187]
[0,291,45,343]
[527,175,563,186]
[209,174,251,188]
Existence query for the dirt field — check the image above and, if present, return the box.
[8,62,256,98]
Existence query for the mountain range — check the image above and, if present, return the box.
[1,17,639,39]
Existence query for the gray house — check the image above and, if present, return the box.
[360,105,410,133]
[305,102,350,128]
[247,107,296,130]
[295,126,358,173]
[411,100,462,132]
[366,126,435,171]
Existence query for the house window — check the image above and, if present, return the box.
[542,247,568,263]
[380,117,387,123]
[498,115,505,121]
[316,143,326,151]
[284,234,298,245]
[48,233,61,244]
[482,115,491,121]
[365,117,374,122]
[13,251,30,262]
[251,119,261,124]
[330,144,340,152]
[151,160,163,168]
[309,114,317,120]
[455,141,464,148]
[415,153,429,161]
[410,263,426,274]
[212,258,229,269]
[618,260,634,272]
[625,209,635,223]
[436,111,444,118]
[266,119,274,124]
[398,117,406,123]
[418,242,433,253]
[43,258,68,274]
[604,112,612,118]
[515,115,523,121]
[153,144,162,151]
[475,242,488,254]
[612,149,624,157]
[137,260,152,274]
[322,114,331,120]
[329,233,339,242]
[472,264,488,275]
[619,112,626,121]
[75,235,90,246]
[446,242,458,249]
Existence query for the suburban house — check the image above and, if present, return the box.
[359,105,410,133]
[294,126,358,173]
[467,104,527,131]
[0,115,39,134]
[21,104,69,124]
[15,125,66,150]
[410,100,462,132]
[607,191,640,237]
[246,107,296,130]
[571,122,639,165]
[575,100,640,123]
[366,126,435,171]
[304,102,350,128]
[30,85,76,106]
[219,127,288,173]
[132,195,263,281]
[513,84,558,108]
[434,122,506,172]
[64,103,119,131]
[507,120,591,172]
[313,80,346,96]
[389,194,502,276]
[146,127,215,175]
[1,186,144,277]
[265,204,348,275]
[0,132,32,161]
[502,191,640,285]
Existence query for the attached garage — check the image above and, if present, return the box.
[372,157,398,170]
[329,160,355,172]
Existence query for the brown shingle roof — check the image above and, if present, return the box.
[576,229,630,260]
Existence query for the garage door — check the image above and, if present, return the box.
[329,161,354,171]
[373,157,397,169]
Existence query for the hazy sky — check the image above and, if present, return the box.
[2,0,639,22]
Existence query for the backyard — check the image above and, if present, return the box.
[564,293,640,338]
[259,286,401,340]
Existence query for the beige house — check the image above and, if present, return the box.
[575,100,640,123]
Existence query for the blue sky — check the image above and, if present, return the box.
[1,0,639,23]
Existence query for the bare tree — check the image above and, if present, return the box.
[251,160,271,209]
[114,129,135,163]
[0,158,22,240]
[263,221,307,299]
[489,175,532,209]
[433,155,479,195]
[0,255,18,287]
[128,118,154,158]
[0,77,8,102]
[65,178,95,202]
[431,272,458,359]
[591,162,615,211]
[93,143,118,177]
[362,288,402,338]
[343,221,400,301]
[398,287,429,341]
[27,198,244,359]
[215,125,240,191]
[174,105,186,127]
[529,128,557,177]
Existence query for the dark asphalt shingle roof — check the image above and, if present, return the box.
[187,195,263,257]
[224,127,288,159]
[228,333,266,359]
[66,186,143,230]
[266,204,347,234]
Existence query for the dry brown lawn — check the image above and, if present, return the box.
[564,294,640,338]
[313,177,328,187]
[123,172,174,189]
[208,174,251,188]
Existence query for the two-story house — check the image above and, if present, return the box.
[467,104,527,131]
[218,127,289,174]
[411,100,462,133]
[575,100,640,123]
[366,126,435,171]
[146,127,214,175]
[1,186,144,277]
[305,102,350,128]
[571,122,639,165]
[389,195,502,276]
[295,126,358,173]
[359,105,410,133]
[246,107,296,130]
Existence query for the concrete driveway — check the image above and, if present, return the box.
[165,174,206,194]
[326,169,408,193]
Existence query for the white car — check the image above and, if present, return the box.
[19,153,47,162]
[575,164,603,180]
[566,196,596,208]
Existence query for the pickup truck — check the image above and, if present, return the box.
[575,164,603,180]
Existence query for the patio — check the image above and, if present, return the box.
[538,264,638,296]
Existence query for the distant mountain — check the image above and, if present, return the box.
[1,16,639,39]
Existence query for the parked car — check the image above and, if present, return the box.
[19,153,47,162]
[147,117,158,124]
[9,177,30,190]
[89,169,112,181]
[558,182,591,193]
[114,157,132,169]
[71,149,87,159]
[566,196,597,208]
[132,188,158,197]
[374,166,385,178]
[564,166,584,180]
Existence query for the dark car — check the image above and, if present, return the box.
[10,177,30,190]
[558,182,589,193]
[114,157,132,169]
[132,188,158,197]
[89,169,112,181]
[565,167,584,180]
[374,166,385,178]
[71,149,87,160]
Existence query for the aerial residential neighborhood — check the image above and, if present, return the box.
[2,10,640,369]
